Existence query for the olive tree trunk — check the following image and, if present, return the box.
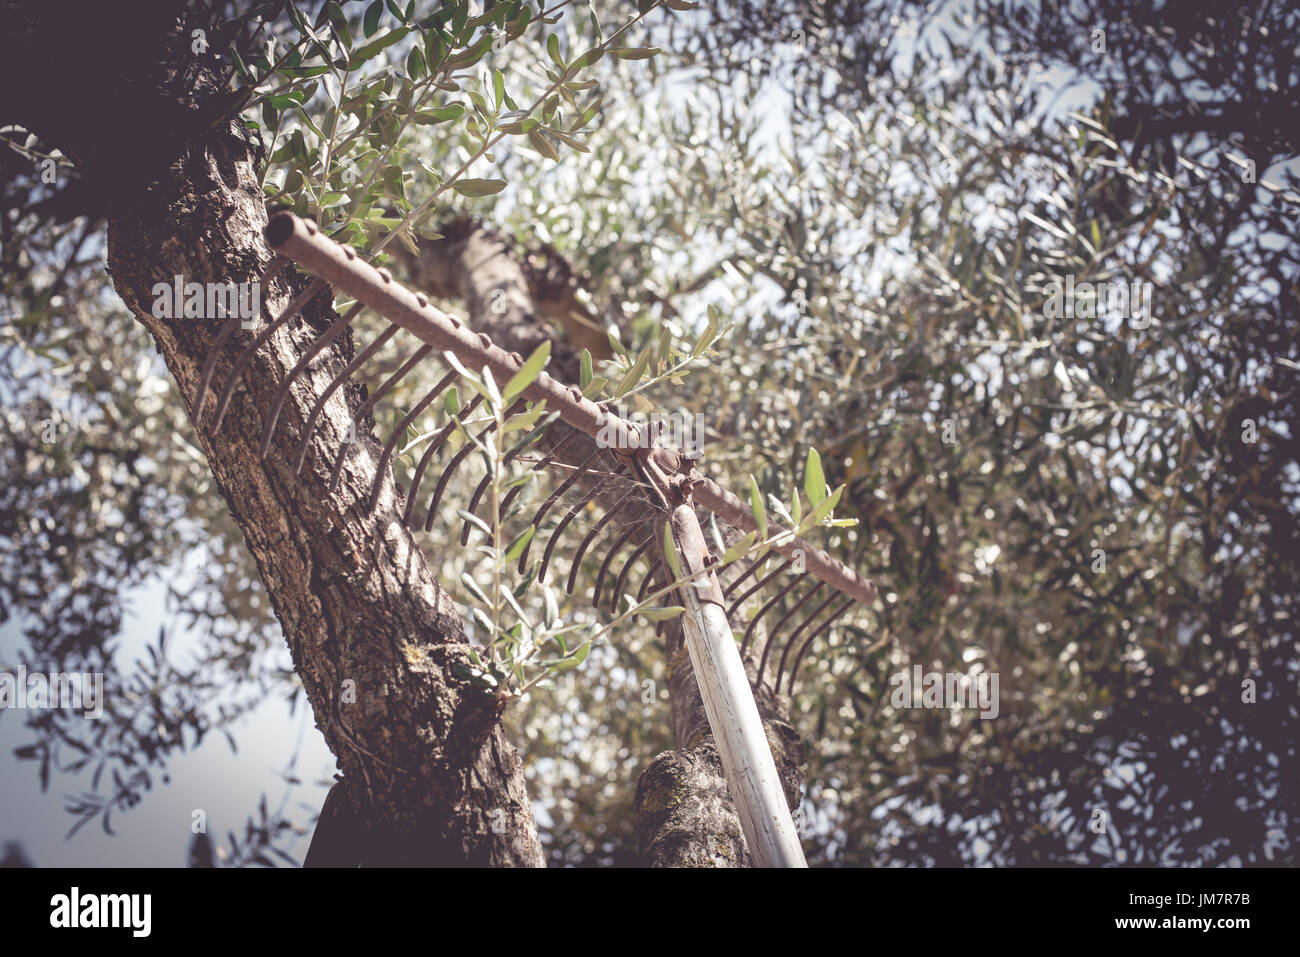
[2,0,543,867]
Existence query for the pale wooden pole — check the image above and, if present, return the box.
[665,504,808,868]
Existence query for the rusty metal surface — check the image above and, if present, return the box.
[260,211,876,612]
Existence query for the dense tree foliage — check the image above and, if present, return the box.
[1,0,1294,865]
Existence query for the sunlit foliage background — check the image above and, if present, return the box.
[1,0,1295,865]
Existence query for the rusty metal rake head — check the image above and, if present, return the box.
[191,211,878,694]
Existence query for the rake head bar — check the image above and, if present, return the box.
[264,213,876,604]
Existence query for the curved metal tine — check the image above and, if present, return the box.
[421,399,524,532]
[498,424,581,517]
[210,275,330,433]
[328,343,434,492]
[773,590,838,681]
[259,301,365,459]
[711,556,744,589]
[537,463,625,585]
[515,445,603,574]
[293,322,401,474]
[725,558,793,619]
[723,554,769,598]
[754,580,825,677]
[402,393,485,524]
[193,255,287,426]
[781,596,854,695]
[632,558,662,621]
[592,516,655,609]
[743,573,814,658]
[365,369,462,511]
[740,574,803,665]
[612,530,658,614]
[565,485,641,596]
[460,410,561,546]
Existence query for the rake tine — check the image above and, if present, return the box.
[191,312,245,427]
[633,562,661,622]
[328,343,435,492]
[773,590,838,681]
[402,393,485,524]
[365,369,462,511]
[256,252,289,291]
[516,445,603,574]
[259,301,365,459]
[754,580,825,677]
[210,275,330,434]
[710,556,742,587]
[723,556,768,598]
[193,256,288,426]
[636,551,670,607]
[725,559,793,619]
[743,574,815,659]
[498,424,581,517]
[292,322,401,475]
[592,516,654,609]
[537,463,625,585]
[421,399,525,532]
[460,410,561,545]
[781,596,854,694]
[565,486,641,596]
[611,529,657,614]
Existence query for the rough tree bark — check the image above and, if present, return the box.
[399,222,807,867]
[2,1,542,866]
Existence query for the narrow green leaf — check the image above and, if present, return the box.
[482,366,503,408]
[528,127,559,161]
[614,346,652,397]
[503,525,536,564]
[551,640,591,671]
[663,522,683,580]
[461,572,489,604]
[504,340,550,402]
[749,474,767,539]
[452,177,508,196]
[720,531,757,565]
[364,0,383,36]
[609,47,661,60]
[416,102,466,124]
[579,349,593,389]
[695,305,720,356]
[492,69,505,109]
[348,26,410,69]
[807,484,844,527]
[638,606,685,622]
[805,448,826,506]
